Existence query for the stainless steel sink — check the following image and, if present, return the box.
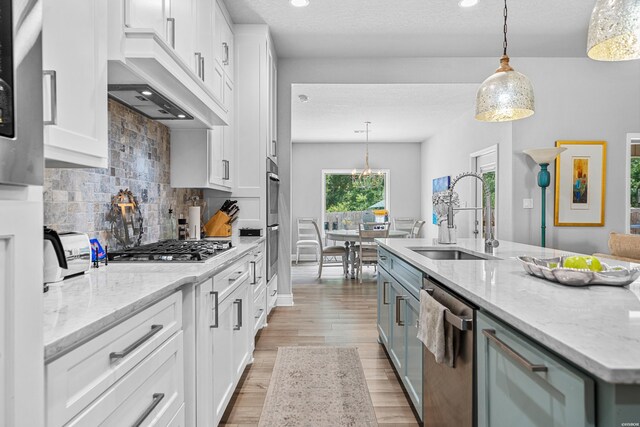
[411,248,498,261]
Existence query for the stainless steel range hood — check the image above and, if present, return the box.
[108,84,193,121]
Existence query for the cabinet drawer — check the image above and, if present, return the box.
[378,248,391,271]
[46,292,182,427]
[67,331,184,427]
[214,256,250,300]
[249,254,265,292]
[267,278,278,313]
[253,285,267,334]
[477,312,595,427]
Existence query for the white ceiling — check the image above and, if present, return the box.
[291,84,478,143]
[223,0,594,58]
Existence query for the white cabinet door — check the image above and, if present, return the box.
[231,282,251,378]
[222,77,234,188]
[43,0,108,168]
[0,193,44,427]
[194,0,214,89]
[125,0,169,37]
[208,127,225,187]
[214,1,233,82]
[167,0,195,70]
[212,294,235,425]
[268,47,277,162]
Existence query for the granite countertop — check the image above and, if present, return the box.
[377,238,640,384]
[43,237,265,362]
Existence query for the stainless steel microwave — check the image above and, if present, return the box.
[0,0,43,186]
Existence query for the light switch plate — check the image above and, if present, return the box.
[523,199,534,209]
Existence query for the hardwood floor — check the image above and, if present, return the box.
[220,263,420,426]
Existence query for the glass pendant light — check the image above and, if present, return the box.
[588,0,640,61]
[475,0,535,122]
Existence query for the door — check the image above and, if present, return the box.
[125,0,169,38]
[231,282,251,378]
[389,280,405,373]
[208,128,224,186]
[404,295,422,416]
[167,0,194,68]
[472,147,498,239]
[43,0,108,168]
[377,268,392,347]
[194,0,214,86]
[477,312,595,427]
[0,191,44,426]
[212,294,235,425]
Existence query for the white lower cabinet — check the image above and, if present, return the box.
[46,292,185,427]
[196,255,253,426]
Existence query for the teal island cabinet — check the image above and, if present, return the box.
[377,248,423,421]
[375,238,640,427]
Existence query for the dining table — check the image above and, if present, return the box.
[325,229,409,279]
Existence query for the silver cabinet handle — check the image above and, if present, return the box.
[382,281,389,305]
[222,159,230,180]
[271,140,277,157]
[395,295,405,326]
[233,298,242,330]
[132,393,165,427]
[194,52,202,78]
[250,261,257,284]
[229,271,244,285]
[379,255,387,261]
[43,70,57,125]
[166,17,175,48]
[200,56,205,81]
[222,42,229,65]
[109,324,163,361]
[271,289,277,297]
[482,329,548,372]
[210,291,219,328]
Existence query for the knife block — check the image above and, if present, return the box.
[204,211,232,237]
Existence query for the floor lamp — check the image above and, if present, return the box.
[523,148,567,247]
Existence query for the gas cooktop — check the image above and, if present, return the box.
[107,240,233,262]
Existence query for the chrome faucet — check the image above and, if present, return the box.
[446,172,499,253]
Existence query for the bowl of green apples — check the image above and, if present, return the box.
[517,255,640,287]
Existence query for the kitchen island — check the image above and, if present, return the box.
[376,238,640,426]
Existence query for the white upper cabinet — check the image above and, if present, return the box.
[167,0,195,70]
[43,0,108,168]
[214,1,234,84]
[124,0,169,39]
[195,0,214,91]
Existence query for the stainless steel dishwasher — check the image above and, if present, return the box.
[422,277,475,427]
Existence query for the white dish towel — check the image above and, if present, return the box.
[417,289,455,366]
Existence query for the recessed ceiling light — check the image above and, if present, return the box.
[298,94,310,103]
[290,0,309,7]
[141,90,153,96]
[177,114,186,119]
[458,0,478,7]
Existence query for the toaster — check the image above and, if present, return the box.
[44,228,92,284]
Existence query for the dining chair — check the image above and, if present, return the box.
[307,219,349,278]
[393,217,417,237]
[295,217,321,263]
[355,222,390,283]
[410,220,426,238]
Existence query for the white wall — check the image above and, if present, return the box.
[277,57,640,298]
[291,142,422,250]
[420,112,512,241]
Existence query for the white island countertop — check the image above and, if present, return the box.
[43,237,265,362]
[377,238,640,384]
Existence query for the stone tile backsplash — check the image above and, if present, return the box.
[44,100,202,248]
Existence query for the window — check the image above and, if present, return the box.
[472,146,498,239]
[322,170,389,232]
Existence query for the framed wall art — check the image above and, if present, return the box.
[554,141,606,227]
[432,176,451,224]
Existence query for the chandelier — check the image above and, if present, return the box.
[351,121,382,188]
